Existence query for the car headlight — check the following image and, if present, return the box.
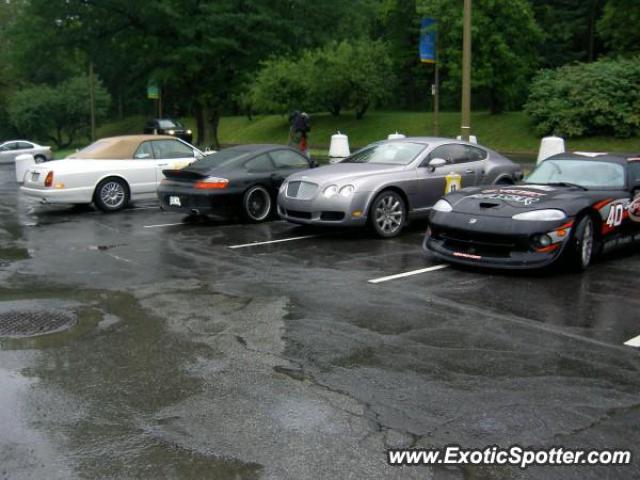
[279,182,287,194]
[339,184,355,197]
[186,129,192,134]
[432,199,453,212]
[512,209,567,221]
[323,185,338,198]
[167,129,175,135]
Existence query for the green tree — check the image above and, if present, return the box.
[417,0,542,113]
[12,0,377,147]
[375,0,431,110]
[8,75,111,148]
[532,0,605,67]
[598,0,640,55]
[249,39,395,119]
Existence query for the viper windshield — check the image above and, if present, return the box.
[526,159,625,189]
[342,142,426,165]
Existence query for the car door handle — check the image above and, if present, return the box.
[465,169,474,174]
[158,163,169,167]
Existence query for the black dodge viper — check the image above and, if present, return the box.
[424,153,640,271]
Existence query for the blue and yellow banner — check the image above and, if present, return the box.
[419,18,437,64]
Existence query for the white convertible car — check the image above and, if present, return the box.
[20,135,204,211]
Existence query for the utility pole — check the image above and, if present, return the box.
[89,61,96,142]
[460,0,472,141]
[433,47,440,137]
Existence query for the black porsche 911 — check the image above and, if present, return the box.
[157,144,315,221]
[424,153,640,271]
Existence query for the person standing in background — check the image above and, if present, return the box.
[288,110,300,146]
[291,112,311,158]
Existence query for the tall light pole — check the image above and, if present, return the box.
[89,61,96,142]
[460,0,472,141]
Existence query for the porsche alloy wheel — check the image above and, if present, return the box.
[94,178,129,212]
[243,185,272,222]
[371,191,406,238]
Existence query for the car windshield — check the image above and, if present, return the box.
[158,119,183,128]
[525,159,626,189]
[186,148,253,172]
[342,142,426,165]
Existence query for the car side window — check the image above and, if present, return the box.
[629,161,640,187]
[427,145,457,164]
[151,140,194,159]
[3,142,19,151]
[428,144,487,165]
[18,142,34,149]
[134,142,155,159]
[464,145,488,162]
[270,149,309,169]
[245,154,274,172]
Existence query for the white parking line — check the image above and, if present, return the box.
[368,264,449,284]
[143,222,185,228]
[228,235,319,249]
[624,334,640,347]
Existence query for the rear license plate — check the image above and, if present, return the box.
[169,196,181,207]
[31,172,40,182]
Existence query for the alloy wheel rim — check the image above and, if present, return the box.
[247,189,270,220]
[375,195,403,234]
[101,182,125,208]
[581,220,593,266]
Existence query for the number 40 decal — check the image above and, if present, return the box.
[606,203,625,227]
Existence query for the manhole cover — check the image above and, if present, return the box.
[0,310,77,337]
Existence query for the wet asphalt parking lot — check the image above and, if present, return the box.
[0,162,639,480]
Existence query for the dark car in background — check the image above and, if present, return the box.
[424,153,640,271]
[143,118,193,143]
[158,144,316,222]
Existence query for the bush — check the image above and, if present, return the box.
[525,57,640,138]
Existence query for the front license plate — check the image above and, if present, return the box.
[169,196,181,207]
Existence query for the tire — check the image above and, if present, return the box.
[565,214,595,271]
[34,154,46,163]
[242,185,272,222]
[369,190,406,238]
[94,178,129,212]
[494,177,514,185]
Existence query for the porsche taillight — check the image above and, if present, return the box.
[194,177,229,189]
[44,171,54,187]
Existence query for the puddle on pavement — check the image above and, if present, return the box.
[0,285,261,479]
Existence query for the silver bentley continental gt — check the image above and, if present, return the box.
[277,137,523,237]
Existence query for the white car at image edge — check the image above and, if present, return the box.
[20,135,204,212]
[0,140,52,164]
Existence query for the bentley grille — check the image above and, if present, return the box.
[286,181,318,200]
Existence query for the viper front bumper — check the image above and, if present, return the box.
[423,211,572,270]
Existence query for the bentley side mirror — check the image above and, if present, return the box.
[427,157,447,172]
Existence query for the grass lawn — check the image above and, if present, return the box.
[65,110,639,161]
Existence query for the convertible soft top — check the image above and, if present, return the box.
[67,135,176,160]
